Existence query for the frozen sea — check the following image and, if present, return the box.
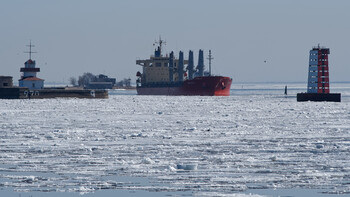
[1,82,350,197]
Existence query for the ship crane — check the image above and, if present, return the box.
[207,50,214,76]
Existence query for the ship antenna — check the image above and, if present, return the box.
[24,40,37,60]
[207,50,214,76]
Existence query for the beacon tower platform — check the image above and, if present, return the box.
[297,45,341,102]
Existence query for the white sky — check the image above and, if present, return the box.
[1,0,349,83]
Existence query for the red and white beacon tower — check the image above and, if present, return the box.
[297,45,341,102]
[307,45,330,93]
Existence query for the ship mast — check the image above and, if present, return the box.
[207,50,214,76]
[154,36,166,56]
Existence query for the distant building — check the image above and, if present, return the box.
[115,78,131,87]
[87,82,113,89]
[0,76,13,88]
[86,74,116,89]
[95,74,116,85]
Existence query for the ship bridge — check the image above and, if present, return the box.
[136,38,189,84]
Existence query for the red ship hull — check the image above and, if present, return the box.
[137,76,232,96]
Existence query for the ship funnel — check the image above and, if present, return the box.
[169,51,174,82]
[178,51,184,82]
[188,50,194,80]
[197,49,204,76]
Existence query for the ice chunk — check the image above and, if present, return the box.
[269,156,277,161]
[142,157,154,164]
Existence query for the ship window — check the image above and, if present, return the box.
[3,83,8,86]
[32,83,35,88]
[156,63,161,67]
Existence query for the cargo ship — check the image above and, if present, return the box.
[136,39,232,96]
